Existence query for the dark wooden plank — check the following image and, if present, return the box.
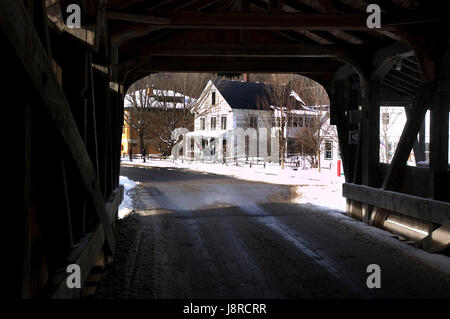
[121,57,341,76]
[360,80,381,222]
[0,0,115,254]
[430,80,450,201]
[332,80,351,180]
[50,223,105,299]
[123,43,347,59]
[106,11,450,30]
[88,53,100,175]
[343,183,450,225]
[59,154,75,249]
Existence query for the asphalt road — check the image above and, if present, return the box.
[96,166,450,299]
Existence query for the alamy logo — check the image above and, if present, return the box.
[66,264,81,289]
[66,4,81,28]
[366,4,381,29]
[366,264,381,289]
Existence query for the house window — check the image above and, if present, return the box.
[287,138,296,155]
[271,117,281,127]
[221,116,227,130]
[304,117,312,127]
[293,116,299,127]
[200,117,205,130]
[250,116,258,129]
[211,91,216,105]
[211,116,217,130]
[325,140,333,160]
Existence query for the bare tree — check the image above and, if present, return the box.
[125,73,219,156]
[257,74,320,169]
[290,80,334,172]
[124,80,153,155]
[380,107,401,163]
[293,106,337,172]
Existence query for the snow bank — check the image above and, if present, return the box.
[118,175,139,219]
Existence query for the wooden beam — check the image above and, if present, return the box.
[121,56,341,81]
[430,80,450,200]
[404,105,426,163]
[106,11,450,30]
[332,80,351,180]
[343,183,450,225]
[106,11,171,24]
[0,0,115,254]
[119,42,352,65]
[371,42,414,80]
[370,83,433,227]
[420,221,450,253]
[315,0,340,13]
[47,13,97,48]
[123,42,346,58]
[383,77,417,95]
[379,91,414,105]
[360,79,380,222]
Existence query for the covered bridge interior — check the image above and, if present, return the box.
[3,0,449,298]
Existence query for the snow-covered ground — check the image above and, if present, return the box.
[118,175,139,219]
[120,157,345,212]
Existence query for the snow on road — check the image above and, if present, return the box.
[99,165,450,299]
[120,158,346,211]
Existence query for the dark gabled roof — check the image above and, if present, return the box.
[213,80,272,110]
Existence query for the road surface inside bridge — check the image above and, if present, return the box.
[96,166,450,299]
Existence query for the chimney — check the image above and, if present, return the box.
[243,73,250,82]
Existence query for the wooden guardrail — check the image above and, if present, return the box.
[49,185,124,299]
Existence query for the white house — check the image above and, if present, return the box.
[172,79,340,170]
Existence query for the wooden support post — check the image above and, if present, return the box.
[361,79,380,222]
[332,80,351,180]
[430,81,450,201]
[405,104,426,163]
[419,54,450,252]
[92,68,109,198]
[349,79,362,185]
[88,53,100,175]
[333,77,363,220]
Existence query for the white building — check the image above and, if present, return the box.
[172,79,339,170]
